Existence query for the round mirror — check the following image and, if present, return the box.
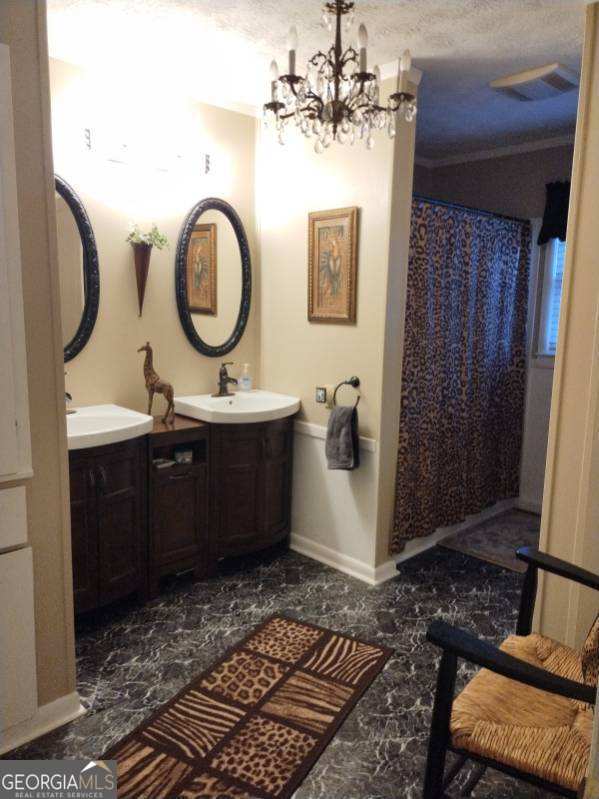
[55,176,99,362]
[175,197,251,357]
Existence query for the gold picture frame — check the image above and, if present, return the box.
[186,223,217,315]
[308,206,358,323]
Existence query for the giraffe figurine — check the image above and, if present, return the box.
[137,342,175,424]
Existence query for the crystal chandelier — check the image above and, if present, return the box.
[263,0,416,152]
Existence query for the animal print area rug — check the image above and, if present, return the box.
[104,615,392,799]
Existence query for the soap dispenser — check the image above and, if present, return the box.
[239,363,253,391]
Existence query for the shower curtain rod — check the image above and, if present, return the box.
[412,193,528,225]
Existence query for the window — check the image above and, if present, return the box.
[535,237,566,357]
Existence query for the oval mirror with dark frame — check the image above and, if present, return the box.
[175,197,251,358]
[55,175,100,362]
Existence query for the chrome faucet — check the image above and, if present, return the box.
[212,362,238,397]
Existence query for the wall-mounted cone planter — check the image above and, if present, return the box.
[132,242,152,316]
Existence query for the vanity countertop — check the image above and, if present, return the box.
[151,414,207,436]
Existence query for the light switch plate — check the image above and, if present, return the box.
[315,386,327,404]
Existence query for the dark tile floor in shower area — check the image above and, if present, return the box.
[10,544,554,799]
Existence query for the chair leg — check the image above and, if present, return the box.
[443,755,468,790]
[422,650,458,799]
[516,564,538,635]
[460,763,486,796]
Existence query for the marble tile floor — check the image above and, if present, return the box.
[440,509,541,573]
[8,545,555,798]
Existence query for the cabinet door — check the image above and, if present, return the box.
[96,440,145,605]
[213,425,262,556]
[261,420,293,538]
[151,465,208,567]
[69,453,99,613]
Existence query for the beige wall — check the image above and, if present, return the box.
[258,81,402,441]
[415,144,574,219]
[413,163,434,197]
[259,79,416,571]
[536,3,599,648]
[0,1,76,706]
[50,58,260,411]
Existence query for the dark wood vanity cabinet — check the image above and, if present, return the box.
[69,437,147,614]
[69,415,294,610]
[210,418,293,558]
[147,417,210,595]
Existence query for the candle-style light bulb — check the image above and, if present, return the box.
[357,23,368,48]
[398,49,411,92]
[270,59,279,101]
[358,23,368,72]
[286,25,298,51]
[287,25,298,75]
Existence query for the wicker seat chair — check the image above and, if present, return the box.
[422,546,598,798]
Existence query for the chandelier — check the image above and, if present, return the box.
[263,0,416,152]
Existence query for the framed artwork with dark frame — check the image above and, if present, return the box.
[186,223,217,315]
[308,206,358,323]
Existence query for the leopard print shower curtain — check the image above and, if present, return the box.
[390,199,531,554]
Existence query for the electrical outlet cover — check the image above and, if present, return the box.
[315,387,327,403]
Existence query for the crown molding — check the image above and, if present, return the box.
[416,133,575,169]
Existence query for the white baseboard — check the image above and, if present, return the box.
[290,534,380,586]
[291,498,517,587]
[515,497,542,515]
[0,691,86,755]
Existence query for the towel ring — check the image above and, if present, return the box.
[333,376,360,408]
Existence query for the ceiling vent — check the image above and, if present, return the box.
[490,63,579,101]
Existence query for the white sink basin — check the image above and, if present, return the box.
[175,390,300,425]
[67,404,154,450]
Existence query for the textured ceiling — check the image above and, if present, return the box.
[47,0,585,159]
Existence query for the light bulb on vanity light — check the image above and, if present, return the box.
[287,26,298,75]
[358,24,368,72]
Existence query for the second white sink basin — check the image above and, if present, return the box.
[67,404,154,450]
[175,390,300,424]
